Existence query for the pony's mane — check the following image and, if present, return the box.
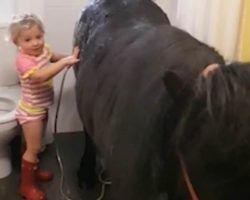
[198,63,250,118]
[176,62,250,197]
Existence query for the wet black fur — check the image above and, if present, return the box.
[74,0,250,199]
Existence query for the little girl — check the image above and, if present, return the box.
[8,14,79,200]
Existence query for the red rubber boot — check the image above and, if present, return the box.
[36,166,54,182]
[19,159,46,200]
[21,143,53,182]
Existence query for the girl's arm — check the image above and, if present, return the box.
[50,52,67,62]
[30,47,79,83]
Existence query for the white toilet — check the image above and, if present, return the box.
[0,94,19,178]
[0,35,21,179]
[0,88,20,179]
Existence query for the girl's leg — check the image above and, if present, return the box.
[21,113,48,154]
[22,120,44,162]
[43,114,48,135]
[19,120,46,200]
[20,116,53,182]
[36,116,54,182]
[40,116,48,152]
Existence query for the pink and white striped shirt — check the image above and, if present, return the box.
[15,46,54,119]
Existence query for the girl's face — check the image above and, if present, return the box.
[17,24,45,57]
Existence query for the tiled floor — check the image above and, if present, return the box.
[0,132,103,200]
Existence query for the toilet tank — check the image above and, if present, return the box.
[0,27,18,86]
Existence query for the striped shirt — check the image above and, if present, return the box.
[15,46,54,117]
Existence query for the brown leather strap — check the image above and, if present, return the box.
[202,63,220,77]
[178,154,199,200]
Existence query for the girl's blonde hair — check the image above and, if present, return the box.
[8,13,45,44]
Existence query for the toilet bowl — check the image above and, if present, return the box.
[0,36,22,178]
[0,96,18,178]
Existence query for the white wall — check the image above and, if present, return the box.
[155,0,242,61]
[0,28,18,86]
[43,0,87,142]
[155,0,176,23]
[0,0,15,24]
[16,0,45,19]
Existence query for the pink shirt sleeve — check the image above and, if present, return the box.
[16,54,37,78]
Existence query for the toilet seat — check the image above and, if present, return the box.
[0,97,16,124]
[0,96,19,179]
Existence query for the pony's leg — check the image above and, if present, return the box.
[77,129,97,189]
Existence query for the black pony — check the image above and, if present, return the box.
[73,0,250,199]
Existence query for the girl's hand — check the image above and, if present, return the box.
[72,46,80,58]
[61,46,80,66]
